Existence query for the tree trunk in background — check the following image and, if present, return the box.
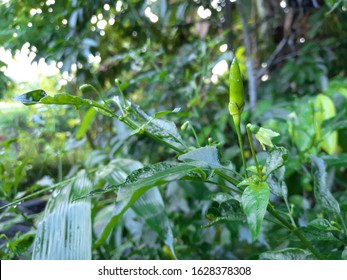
[236,0,257,112]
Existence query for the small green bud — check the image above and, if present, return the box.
[181,121,189,131]
[79,84,93,92]
[229,58,245,117]
[138,127,145,134]
[208,137,213,146]
[247,124,260,134]
[246,166,259,175]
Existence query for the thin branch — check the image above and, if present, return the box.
[272,51,300,65]
[256,37,288,79]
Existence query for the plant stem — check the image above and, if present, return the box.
[92,101,187,154]
[214,169,240,187]
[215,168,324,259]
[91,103,119,119]
[123,115,185,154]
[189,123,201,147]
[58,153,63,182]
[285,200,297,227]
[0,178,73,210]
[115,79,126,104]
[267,205,325,260]
[246,124,262,178]
[338,213,347,234]
[82,83,108,105]
[233,114,247,177]
[0,168,99,211]
[204,179,242,195]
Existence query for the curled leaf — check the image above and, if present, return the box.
[13,89,47,105]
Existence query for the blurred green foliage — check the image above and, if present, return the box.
[1,0,347,260]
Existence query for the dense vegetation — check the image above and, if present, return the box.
[1,0,347,260]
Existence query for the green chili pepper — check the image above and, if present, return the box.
[228,58,244,118]
[181,121,189,131]
[228,57,247,175]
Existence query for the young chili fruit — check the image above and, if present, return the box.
[228,58,245,118]
[228,57,247,175]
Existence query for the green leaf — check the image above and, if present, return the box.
[265,146,288,177]
[241,181,270,241]
[153,107,181,118]
[203,194,246,228]
[314,94,337,155]
[260,248,316,260]
[267,166,288,203]
[178,146,222,168]
[75,107,97,139]
[95,159,177,256]
[322,108,347,131]
[310,156,340,214]
[130,104,186,152]
[322,154,347,167]
[297,220,339,242]
[14,90,114,116]
[265,151,290,227]
[41,94,94,109]
[95,158,143,185]
[32,170,92,260]
[98,159,177,257]
[131,188,176,259]
[12,89,47,105]
[91,162,199,245]
[330,230,347,245]
[209,192,234,203]
[326,0,343,14]
[299,227,337,242]
[308,217,334,230]
[288,99,316,152]
[0,176,77,211]
[342,248,347,260]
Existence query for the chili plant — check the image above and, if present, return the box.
[5,58,347,260]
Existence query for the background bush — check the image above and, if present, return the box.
[1,0,347,260]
